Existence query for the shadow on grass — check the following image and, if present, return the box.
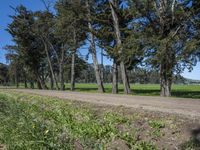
[172,91,200,99]
[133,89,160,96]
[133,89,200,99]
[66,87,200,99]
[179,127,200,149]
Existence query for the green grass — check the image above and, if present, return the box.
[0,91,199,149]
[64,83,200,99]
[1,83,200,99]
[0,91,158,150]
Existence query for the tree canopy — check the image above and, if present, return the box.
[3,0,200,97]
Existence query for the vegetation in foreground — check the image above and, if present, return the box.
[0,91,199,150]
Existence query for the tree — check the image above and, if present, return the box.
[138,0,197,96]
[33,11,60,90]
[6,5,48,89]
[0,63,9,86]
[103,0,133,94]
[56,0,86,91]
[85,0,105,93]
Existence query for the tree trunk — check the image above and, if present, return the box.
[30,81,34,89]
[24,73,27,88]
[43,39,59,90]
[160,63,172,97]
[15,67,19,88]
[70,51,75,91]
[112,60,118,94]
[37,80,42,89]
[109,0,131,94]
[35,71,47,89]
[60,44,65,91]
[50,73,54,90]
[86,0,105,93]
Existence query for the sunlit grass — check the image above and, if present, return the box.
[1,83,200,99]
[0,91,157,149]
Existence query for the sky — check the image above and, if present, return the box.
[0,0,199,80]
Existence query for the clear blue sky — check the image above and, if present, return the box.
[0,0,199,80]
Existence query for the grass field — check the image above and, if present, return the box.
[64,84,200,99]
[0,91,199,149]
[1,83,200,99]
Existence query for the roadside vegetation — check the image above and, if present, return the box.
[0,91,199,149]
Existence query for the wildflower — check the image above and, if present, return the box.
[45,130,49,134]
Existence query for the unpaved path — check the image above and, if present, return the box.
[8,89,200,118]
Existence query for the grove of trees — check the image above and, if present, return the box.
[3,0,200,97]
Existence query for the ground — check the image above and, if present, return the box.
[0,89,200,149]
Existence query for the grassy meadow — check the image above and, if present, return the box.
[0,91,199,149]
[1,83,200,99]
[64,84,200,99]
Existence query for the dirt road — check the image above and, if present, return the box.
[10,89,200,118]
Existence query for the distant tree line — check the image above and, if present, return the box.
[0,62,187,86]
[2,0,200,96]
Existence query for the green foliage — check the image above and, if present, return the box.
[148,120,165,137]
[3,0,200,96]
[0,92,158,149]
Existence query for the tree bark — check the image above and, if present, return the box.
[15,66,19,88]
[43,39,59,90]
[112,60,118,94]
[37,75,46,89]
[60,44,65,91]
[160,63,172,97]
[70,51,75,91]
[109,0,131,94]
[37,80,42,89]
[24,73,28,88]
[86,0,105,93]
[50,72,54,90]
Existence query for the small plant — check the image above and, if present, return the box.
[148,120,165,129]
[148,120,165,138]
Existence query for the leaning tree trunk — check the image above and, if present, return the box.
[86,0,105,93]
[70,51,75,91]
[36,73,47,89]
[160,63,172,97]
[43,39,59,90]
[109,0,131,94]
[60,44,65,91]
[112,60,118,94]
